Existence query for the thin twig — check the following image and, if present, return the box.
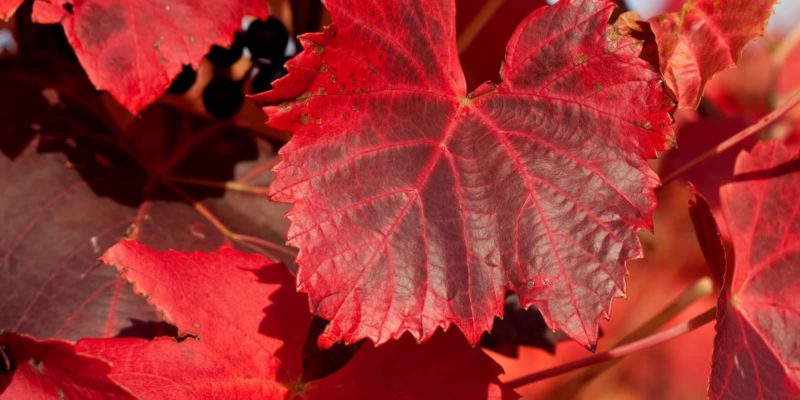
[506,307,717,389]
[166,175,270,195]
[163,181,295,260]
[548,277,714,397]
[661,89,800,185]
[456,0,506,54]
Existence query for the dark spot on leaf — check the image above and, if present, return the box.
[76,3,126,49]
[29,358,45,373]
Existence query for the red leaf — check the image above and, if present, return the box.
[27,0,267,114]
[0,0,22,19]
[305,329,516,400]
[72,241,515,399]
[0,333,134,399]
[77,241,305,398]
[257,0,672,347]
[649,0,777,109]
[710,141,800,398]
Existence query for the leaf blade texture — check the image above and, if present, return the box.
[259,0,672,348]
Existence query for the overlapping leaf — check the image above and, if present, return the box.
[15,0,267,114]
[710,141,800,398]
[0,55,289,340]
[50,241,514,399]
[77,241,305,399]
[649,0,777,109]
[258,0,672,347]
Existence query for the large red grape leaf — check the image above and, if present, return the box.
[0,55,290,341]
[73,241,515,399]
[710,141,800,398]
[256,0,672,347]
[0,333,134,399]
[649,0,777,109]
[25,0,267,114]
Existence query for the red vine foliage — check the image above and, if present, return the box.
[0,0,796,398]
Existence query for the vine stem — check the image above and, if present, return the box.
[661,89,800,185]
[456,0,506,54]
[547,277,714,397]
[505,306,717,389]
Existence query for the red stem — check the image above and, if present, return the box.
[505,306,717,389]
[661,90,800,185]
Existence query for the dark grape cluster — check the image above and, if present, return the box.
[165,17,293,119]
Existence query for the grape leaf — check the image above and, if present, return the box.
[0,333,134,399]
[24,0,267,114]
[0,55,289,340]
[649,0,777,109]
[0,0,22,19]
[710,141,800,398]
[256,0,672,347]
[70,241,515,399]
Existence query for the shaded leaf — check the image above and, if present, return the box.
[0,55,289,340]
[257,0,672,347]
[710,141,800,398]
[649,0,777,109]
[305,329,517,400]
[0,333,134,399]
[27,0,267,114]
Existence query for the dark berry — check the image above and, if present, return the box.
[203,77,244,119]
[249,60,287,93]
[167,65,197,94]
[207,32,245,67]
[245,17,290,62]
